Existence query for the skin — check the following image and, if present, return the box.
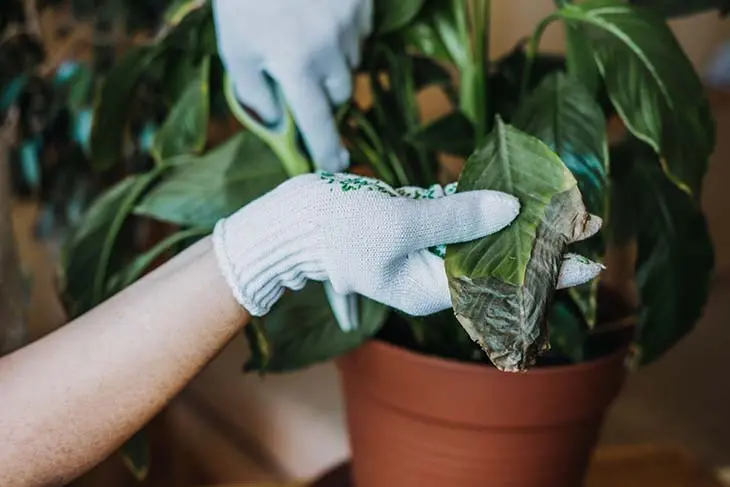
[0,237,249,487]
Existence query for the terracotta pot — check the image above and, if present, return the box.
[337,340,628,487]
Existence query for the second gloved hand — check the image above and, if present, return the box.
[213,173,604,318]
[213,0,372,172]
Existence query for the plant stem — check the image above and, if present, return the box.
[459,0,490,141]
[520,14,559,100]
[224,76,310,177]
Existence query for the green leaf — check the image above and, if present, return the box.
[512,72,608,328]
[629,162,714,364]
[560,0,716,195]
[400,0,468,68]
[19,139,41,191]
[60,173,157,318]
[0,75,28,112]
[406,110,475,158]
[629,0,730,18]
[565,24,600,95]
[120,429,149,481]
[90,46,157,171]
[374,0,426,34]
[135,132,287,228]
[488,44,568,122]
[163,0,207,26]
[152,57,210,163]
[513,72,608,217]
[445,117,589,371]
[66,64,94,114]
[244,283,389,373]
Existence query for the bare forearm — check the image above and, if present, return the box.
[0,237,249,487]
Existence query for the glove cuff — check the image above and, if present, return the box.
[212,210,325,316]
[213,218,271,316]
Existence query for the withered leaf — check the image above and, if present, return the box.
[445,117,590,372]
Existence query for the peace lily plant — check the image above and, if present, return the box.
[12,0,717,478]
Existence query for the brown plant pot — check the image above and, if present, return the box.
[337,339,628,487]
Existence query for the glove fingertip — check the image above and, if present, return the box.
[556,254,605,290]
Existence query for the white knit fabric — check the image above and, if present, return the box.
[212,172,521,317]
[213,0,372,172]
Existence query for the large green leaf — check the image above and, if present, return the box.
[244,283,389,373]
[629,162,714,364]
[374,0,426,34]
[60,173,158,318]
[513,72,608,329]
[405,110,475,158]
[513,72,608,217]
[135,132,287,228]
[90,46,157,171]
[630,0,730,17]
[152,56,210,163]
[445,117,589,371]
[559,0,715,195]
[565,24,601,95]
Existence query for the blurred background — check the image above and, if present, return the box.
[2,1,730,486]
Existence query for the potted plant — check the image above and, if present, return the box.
[58,0,719,485]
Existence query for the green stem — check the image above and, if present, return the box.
[459,0,490,141]
[520,14,559,100]
[389,152,410,187]
[224,75,310,177]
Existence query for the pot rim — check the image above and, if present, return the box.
[362,336,629,377]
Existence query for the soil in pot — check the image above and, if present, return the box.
[337,310,630,487]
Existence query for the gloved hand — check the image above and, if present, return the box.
[213,172,603,318]
[213,0,372,172]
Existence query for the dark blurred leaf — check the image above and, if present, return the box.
[406,110,475,158]
[628,160,714,364]
[548,297,587,362]
[120,429,149,482]
[400,0,467,68]
[135,132,287,228]
[560,0,715,195]
[0,75,28,112]
[245,283,389,373]
[65,64,94,113]
[105,227,208,296]
[513,72,608,217]
[90,46,157,171]
[374,0,426,34]
[163,0,206,26]
[489,45,567,122]
[629,0,730,17]
[411,55,453,92]
[19,139,41,191]
[152,56,210,162]
[60,173,157,317]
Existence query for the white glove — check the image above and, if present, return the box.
[213,172,603,318]
[213,0,371,172]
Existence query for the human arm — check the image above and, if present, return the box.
[0,237,247,487]
[0,172,600,487]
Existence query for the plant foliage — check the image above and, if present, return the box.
[8,0,717,475]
